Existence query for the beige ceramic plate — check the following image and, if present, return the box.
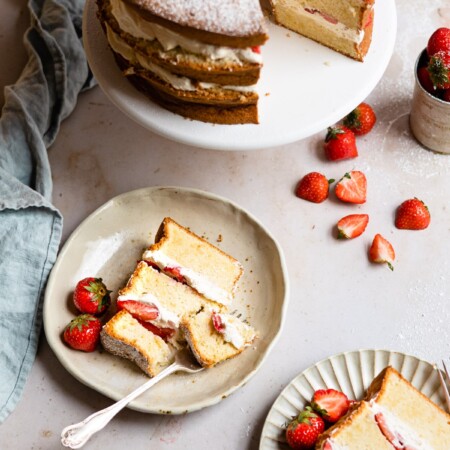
[43,186,289,413]
[260,349,446,449]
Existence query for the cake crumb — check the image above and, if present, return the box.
[217,234,223,242]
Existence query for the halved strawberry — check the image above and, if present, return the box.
[369,234,395,271]
[138,320,175,341]
[117,300,159,321]
[335,171,367,204]
[311,389,350,423]
[337,214,369,239]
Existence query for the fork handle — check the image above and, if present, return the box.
[61,362,179,449]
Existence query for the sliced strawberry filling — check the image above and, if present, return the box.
[117,300,159,321]
[364,12,374,29]
[375,412,415,450]
[251,46,261,54]
[138,320,175,341]
[212,312,225,333]
[322,441,333,450]
[142,260,160,270]
[163,266,186,284]
[304,8,338,25]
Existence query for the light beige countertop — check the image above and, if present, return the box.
[0,1,449,449]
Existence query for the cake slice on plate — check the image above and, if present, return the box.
[180,309,256,368]
[100,310,174,376]
[315,401,393,450]
[116,260,226,345]
[266,0,375,61]
[316,366,450,449]
[142,217,243,307]
[101,217,256,376]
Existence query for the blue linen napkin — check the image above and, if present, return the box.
[0,0,94,423]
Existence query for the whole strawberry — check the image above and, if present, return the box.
[427,51,450,89]
[427,27,450,56]
[73,277,111,315]
[395,198,430,230]
[343,102,377,136]
[295,172,334,203]
[324,126,358,161]
[63,314,102,352]
[286,407,325,449]
[311,389,351,423]
[417,66,436,95]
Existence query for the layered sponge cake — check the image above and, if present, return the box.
[101,217,256,376]
[266,0,374,62]
[316,366,450,449]
[96,0,268,124]
[96,0,377,124]
[142,217,243,306]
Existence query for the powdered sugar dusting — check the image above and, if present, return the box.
[128,0,266,37]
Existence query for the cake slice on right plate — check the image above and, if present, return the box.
[316,366,450,449]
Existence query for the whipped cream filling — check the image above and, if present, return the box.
[369,401,433,450]
[109,0,262,65]
[106,25,257,93]
[117,293,180,329]
[213,313,253,350]
[142,249,233,306]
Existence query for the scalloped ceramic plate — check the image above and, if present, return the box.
[260,349,446,449]
[82,0,396,150]
[43,186,289,414]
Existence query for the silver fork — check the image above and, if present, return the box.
[61,349,203,449]
[436,360,450,413]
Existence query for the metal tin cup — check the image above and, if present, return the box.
[410,49,450,154]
